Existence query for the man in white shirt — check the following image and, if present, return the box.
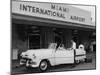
[71,40,76,50]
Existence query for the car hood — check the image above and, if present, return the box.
[21,49,54,58]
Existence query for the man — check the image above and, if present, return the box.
[71,39,76,50]
[70,39,77,67]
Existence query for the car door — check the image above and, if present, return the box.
[55,47,74,65]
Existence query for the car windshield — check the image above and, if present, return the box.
[48,43,57,49]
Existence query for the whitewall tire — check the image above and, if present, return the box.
[39,60,48,72]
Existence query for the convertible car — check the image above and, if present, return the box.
[20,43,86,72]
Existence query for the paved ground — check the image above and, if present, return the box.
[11,52,96,75]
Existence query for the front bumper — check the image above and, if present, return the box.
[20,57,40,68]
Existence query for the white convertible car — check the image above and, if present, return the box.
[20,43,86,71]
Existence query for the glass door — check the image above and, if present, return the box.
[29,34,40,49]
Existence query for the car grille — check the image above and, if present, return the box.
[21,58,31,64]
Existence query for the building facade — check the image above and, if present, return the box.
[12,1,96,60]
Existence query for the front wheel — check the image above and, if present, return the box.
[39,60,48,72]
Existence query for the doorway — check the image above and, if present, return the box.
[53,28,64,47]
[29,35,40,49]
[28,26,41,49]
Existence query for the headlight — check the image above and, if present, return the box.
[20,53,23,57]
[33,54,36,59]
[21,52,24,56]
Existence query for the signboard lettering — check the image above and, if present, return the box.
[12,1,92,25]
[70,16,85,22]
[20,4,66,19]
[51,4,69,13]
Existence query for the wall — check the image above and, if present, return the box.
[12,23,28,60]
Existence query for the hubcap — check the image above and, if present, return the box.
[40,61,47,70]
